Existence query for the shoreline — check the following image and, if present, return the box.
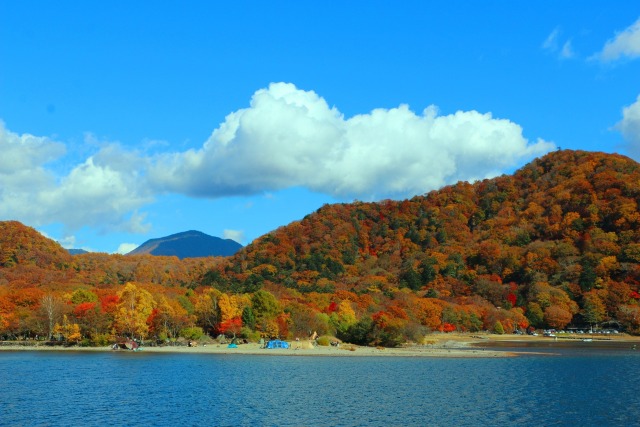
[0,343,512,358]
[2,333,638,358]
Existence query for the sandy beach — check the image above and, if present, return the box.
[2,333,638,357]
[0,341,508,358]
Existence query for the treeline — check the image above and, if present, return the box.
[2,150,640,346]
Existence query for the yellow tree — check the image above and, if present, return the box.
[330,299,358,338]
[337,300,357,325]
[582,291,606,326]
[114,283,155,340]
[53,315,82,343]
[152,296,190,340]
[218,293,243,324]
[194,288,222,334]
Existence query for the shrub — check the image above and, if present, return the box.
[180,326,204,340]
[91,333,112,347]
[316,335,331,346]
[240,327,261,342]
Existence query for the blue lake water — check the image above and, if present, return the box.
[1,345,639,426]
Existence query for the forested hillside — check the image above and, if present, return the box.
[2,150,640,346]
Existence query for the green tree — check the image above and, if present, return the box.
[70,289,98,304]
[400,267,421,291]
[578,259,597,291]
[251,290,280,323]
[526,302,544,327]
[340,316,373,346]
[419,258,437,284]
[241,306,256,330]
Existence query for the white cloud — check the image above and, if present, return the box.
[57,235,77,249]
[0,121,66,173]
[616,95,640,159]
[149,82,554,200]
[116,243,139,254]
[0,121,62,201]
[38,229,94,251]
[62,144,151,232]
[0,83,555,236]
[543,28,560,51]
[594,17,640,62]
[37,154,152,233]
[0,122,152,233]
[560,41,574,59]
[223,229,245,244]
[543,28,575,60]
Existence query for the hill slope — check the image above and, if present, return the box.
[3,150,640,343]
[0,221,71,269]
[211,150,640,330]
[127,230,242,259]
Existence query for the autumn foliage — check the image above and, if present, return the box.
[3,150,640,345]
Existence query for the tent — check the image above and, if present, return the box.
[265,339,289,349]
[113,340,139,351]
[125,340,139,351]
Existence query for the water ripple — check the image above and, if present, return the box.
[1,350,639,426]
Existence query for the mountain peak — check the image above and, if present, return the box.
[127,230,242,259]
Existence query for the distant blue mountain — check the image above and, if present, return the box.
[127,230,242,259]
[67,249,89,255]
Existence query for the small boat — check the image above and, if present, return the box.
[582,338,593,342]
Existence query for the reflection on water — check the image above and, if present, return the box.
[1,349,639,426]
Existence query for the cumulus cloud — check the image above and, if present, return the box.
[1,83,555,239]
[0,121,63,199]
[0,121,66,173]
[116,243,139,255]
[38,156,152,232]
[223,229,245,244]
[616,95,640,159]
[0,121,152,234]
[57,235,77,249]
[594,17,640,62]
[148,83,554,200]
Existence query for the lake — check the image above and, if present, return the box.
[1,344,639,426]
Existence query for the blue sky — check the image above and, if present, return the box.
[1,2,640,253]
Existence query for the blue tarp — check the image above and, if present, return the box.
[265,339,289,349]
[227,343,238,348]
